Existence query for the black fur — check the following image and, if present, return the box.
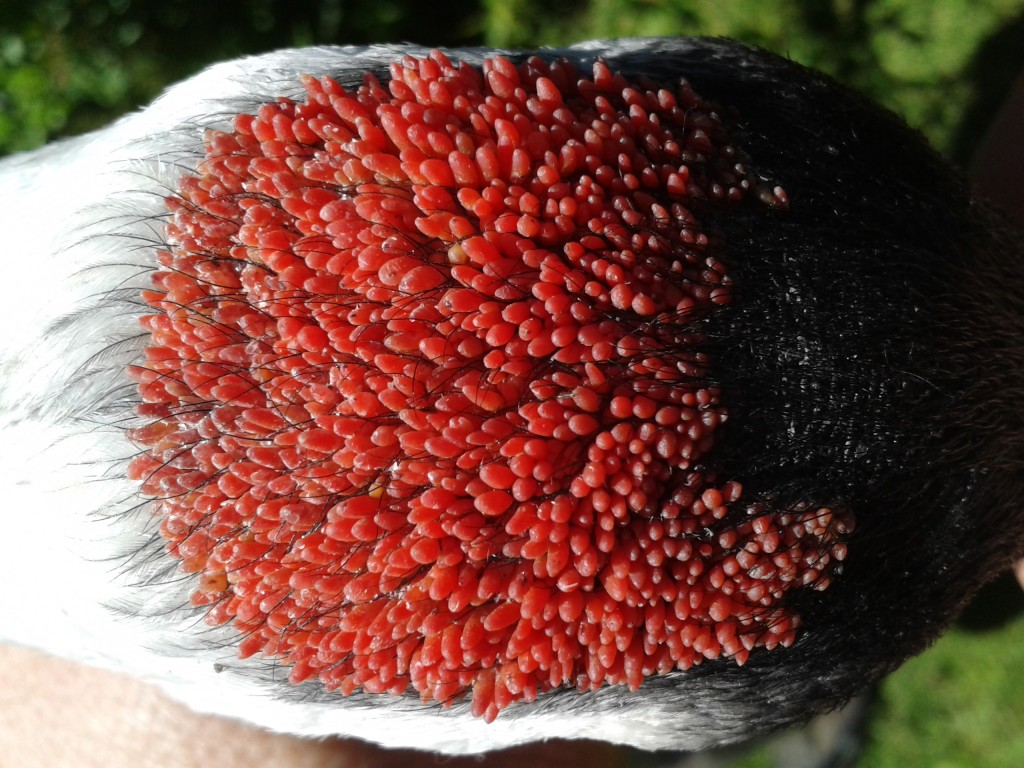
[601,38,1024,736]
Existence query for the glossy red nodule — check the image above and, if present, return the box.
[128,49,851,721]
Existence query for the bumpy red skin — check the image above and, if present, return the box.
[128,50,851,721]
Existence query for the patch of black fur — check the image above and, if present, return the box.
[585,39,1024,735]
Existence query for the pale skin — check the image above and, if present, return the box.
[0,643,627,767]
[1,67,1022,768]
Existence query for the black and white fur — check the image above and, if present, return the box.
[1,38,1022,755]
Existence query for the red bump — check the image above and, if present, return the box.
[480,463,516,490]
[410,538,441,564]
[130,49,850,722]
[484,602,521,632]
[400,264,446,293]
[568,413,599,436]
[475,490,514,517]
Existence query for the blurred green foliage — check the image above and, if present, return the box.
[0,0,482,152]
[2,0,1023,158]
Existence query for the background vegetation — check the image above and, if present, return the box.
[3,1,1024,766]
[3,0,1024,161]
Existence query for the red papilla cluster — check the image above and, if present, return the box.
[128,50,849,720]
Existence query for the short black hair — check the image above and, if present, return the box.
[578,37,1024,740]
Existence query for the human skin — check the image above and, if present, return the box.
[0,642,627,767]
[1,52,1022,768]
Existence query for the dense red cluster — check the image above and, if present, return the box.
[128,50,850,720]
